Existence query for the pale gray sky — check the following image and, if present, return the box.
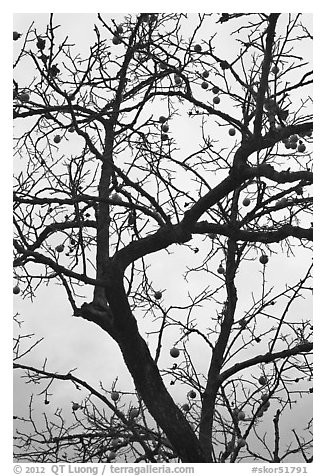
[6,5,323,472]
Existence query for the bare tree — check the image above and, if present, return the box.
[13,13,313,463]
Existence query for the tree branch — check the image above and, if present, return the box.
[253,14,280,136]
[218,342,312,383]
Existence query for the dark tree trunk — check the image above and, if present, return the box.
[101,264,209,463]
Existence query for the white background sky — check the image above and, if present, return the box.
[2,2,325,475]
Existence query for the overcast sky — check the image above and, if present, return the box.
[4,3,324,472]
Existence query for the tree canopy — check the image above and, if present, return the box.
[13,13,313,464]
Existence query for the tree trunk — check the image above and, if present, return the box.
[101,264,209,463]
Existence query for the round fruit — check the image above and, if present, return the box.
[220,60,230,70]
[174,75,182,85]
[213,96,220,104]
[72,402,79,411]
[109,451,117,459]
[208,233,216,239]
[49,65,60,77]
[182,403,190,412]
[202,70,209,78]
[116,24,124,34]
[201,81,209,89]
[289,134,298,143]
[233,407,239,416]
[53,135,61,144]
[20,92,30,102]
[194,44,202,53]
[261,393,269,402]
[242,197,250,206]
[170,347,180,358]
[161,123,169,133]
[111,391,119,401]
[238,410,245,420]
[111,193,123,203]
[237,438,246,448]
[271,65,279,75]
[13,31,21,41]
[161,133,169,141]
[13,285,20,295]
[159,116,167,123]
[256,409,264,418]
[129,408,139,418]
[298,143,306,153]
[212,86,219,94]
[218,265,225,275]
[258,376,267,385]
[55,244,64,253]
[112,36,121,45]
[228,127,236,136]
[36,37,46,50]
[188,390,196,399]
[68,126,75,133]
[220,61,230,70]
[259,255,268,265]
[285,142,292,149]
[154,291,162,300]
